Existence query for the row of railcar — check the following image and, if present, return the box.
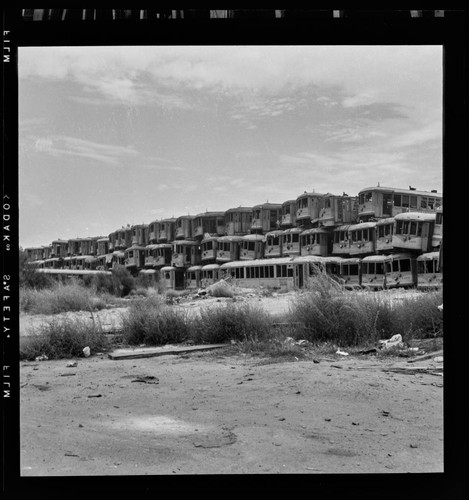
[25,185,443,291]
[37,252,441,292]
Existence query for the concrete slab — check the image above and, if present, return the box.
[108,343,227,360]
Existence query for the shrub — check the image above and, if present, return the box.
[20,317,109,360]
[207,281,234,298]
[111,265,135,297]
[192,303,271,344]
[19,280,98,315]
[121,295,190,345]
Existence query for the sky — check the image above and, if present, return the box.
[18,45,443,249]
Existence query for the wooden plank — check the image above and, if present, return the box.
[108,343,227,360]
[407,349,443,363]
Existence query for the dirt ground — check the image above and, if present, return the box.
[19,349,443,476]
[19,289,444,476]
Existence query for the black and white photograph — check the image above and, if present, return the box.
[2,7,467,492]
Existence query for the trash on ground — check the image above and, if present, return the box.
[35,354,48,361]
[378,334,404,350]
[66,361,78,368]
[437,304,443,312]
[433,356,443,363]
[336,349,349,356]
[83,346,91,357]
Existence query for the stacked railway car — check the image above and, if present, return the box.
[26,185,443,291]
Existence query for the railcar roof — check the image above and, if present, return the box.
[349,221,377,230]
[217,236,244,242]
[376,217,396,225]
[417,251,441,260]
[242,234,265,241]
[393,212,436,221]
[146,243,172,249]
[194,211,226,218]
[296,191,326,199]
[252,203,282,209]
[201,264,221,270]
[224,206,253,213]
[187,265,203,271]
[173,240,199,245]
[359,186,442,197]
[300,227,329,234]
[220,257,295,268]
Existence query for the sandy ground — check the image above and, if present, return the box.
[18,288,444,476]
[19,350,444,476]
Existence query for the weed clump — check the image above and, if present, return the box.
[20,318,109,360]
[121,295,190,345]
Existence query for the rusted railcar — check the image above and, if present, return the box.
[96,237,110,256]
[339,257,362,289]
[175,215,195,240]
[417,252,442,289]
[392,212,435,253]
[144,243,172,269]
[51,240,68,259]
[124,246,146,273]
[296,191,326,228]
[318,193,358,227]
[186,265,203,290]
[357,186,442,221]
[192,211,225,239]
[264,230,283,258]
[200,236,218,263]
[224,207,252,236]
[348,222,377,256]
[200,264,221,287]
[432,207,443,250]
[156,218,176,243]
[171,240,201,268]
[131,224,149,247]
[375,218,395,254]
[251,203,282,234]
[281,227,302,257]
[240,234,265,260]
[300,228,330,256]
[332,225,351,256]
[281,199,297,228]
[216,235,243,263]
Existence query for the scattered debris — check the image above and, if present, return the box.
[66,361,78,368]
[87,394,102,398]
[434,356,443,363]
[381,410,390,417]
[82,346,91,358]
[358,348,377,355]
[379,334,404,350]
[336,349,349,356]
[331,364,343,369]
[35,354,48,361]
[437,304,443,312]
[60,373,76,377]
[407,349,443,364]
[131,376,159,384]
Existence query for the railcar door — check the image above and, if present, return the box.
[382,193,393,217]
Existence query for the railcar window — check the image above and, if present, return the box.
[410,221,417,235]
[436,212,443,224]
[293,233,299,242]
[410,196,417,209]
[376,262,384,274]
[392,260,400,272]
[402,195,410,208]
[400,259,411,272]
[393,194,401,206]
[287,267,294,278]
[165,272,170,280]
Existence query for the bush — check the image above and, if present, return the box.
[19,280,99,315]
[111,265,135,297]
[20,317,109,360]
[121,295,190,345]
[193,303,271,344]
